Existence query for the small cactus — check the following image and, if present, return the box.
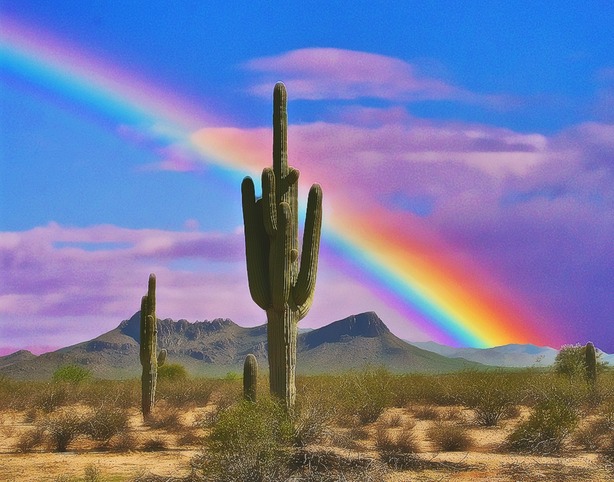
[243,354,258,402]
[585,342,597,386]
[140,273,166,419]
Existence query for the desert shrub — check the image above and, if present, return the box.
[146,406,184,431]
[194,397,294,481]
[0,377,33,411]
[15,426,45,453]
[176,429,202,446]
[412,404,440,421]
[292,383,338,447]
[78,379,139,409]
[110,379,140,409]
[451,371,520,427]
[602,432,614,465]
[383,411,403,427]
[339,367,395,425]
[394,373,451,407]
[83,464,103,482]
[346,424,371,442]
[426,421,474,452]
[82,405,130,442]
[506,392,579,455]
[375,421,420,469]
[52,365,91,384]
[108,431,138,453]
[573,401,614,451]
[290,449,389,481]
[24,407,39,423]
[158,377,218,409]
[42,409,84,452]
[199,381,241,426]
[441,406,466,421]
[522,372,591,410]
[142,437,168,451]
[35,384,69,413]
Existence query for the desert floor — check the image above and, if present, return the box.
[1,403,612,482]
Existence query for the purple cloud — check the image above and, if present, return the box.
[0,222,415,353]
[0,224,256,348]
[244,48,510,106]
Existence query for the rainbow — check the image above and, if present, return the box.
[0,17,557,348]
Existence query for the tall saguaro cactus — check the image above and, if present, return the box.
[140,273,166,419]
[241,82,323,410]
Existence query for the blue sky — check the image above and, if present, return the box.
[1,1,613,354]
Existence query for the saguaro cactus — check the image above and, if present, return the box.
[241,82,323,410]
[243,354,258,402]
[585,342,597,386]
[140,273,167,418]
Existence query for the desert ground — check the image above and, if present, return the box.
[0,370,613,481]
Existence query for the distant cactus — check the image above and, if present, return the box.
[241,82,323,410]
[243,354,258,402]
[585,342,597,386]
[140,273,166,419]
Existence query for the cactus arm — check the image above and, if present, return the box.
[139,295,148,365]
[262,168,278,235]
[294,183,323,318]
[242,177,271,309]
[147,273,156,316]
[271,202,293,311]
[273,82,288,180]
[157,349,167,367]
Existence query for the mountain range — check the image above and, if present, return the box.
[1,311,611,380]
[407,341,559,368]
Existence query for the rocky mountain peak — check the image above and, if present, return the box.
[301,311,390,349]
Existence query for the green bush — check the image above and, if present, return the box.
[194,397,294,481]
[506,393,579,454]
[52,365,91,384]
[554,344,607,382]
[157,363,188,382]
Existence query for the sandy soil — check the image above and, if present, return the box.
[0,405,612,481]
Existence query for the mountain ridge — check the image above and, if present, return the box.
[0,311,481,379]
[2,312,611,380]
